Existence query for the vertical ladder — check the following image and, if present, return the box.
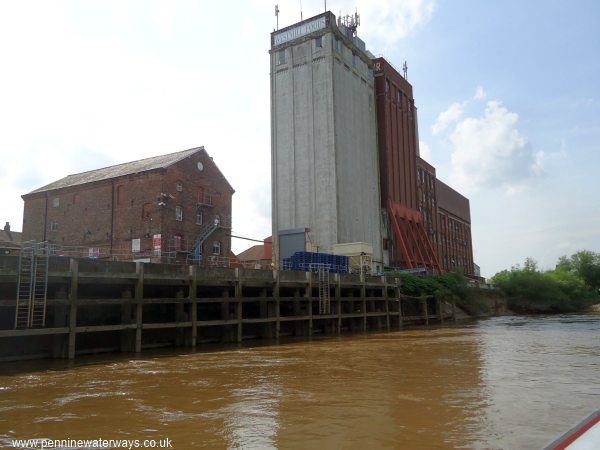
[14,242,49,329]
[311,263,331,315]
[30,243,49,327]
[15,243,35,329]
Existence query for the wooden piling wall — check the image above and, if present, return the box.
[0,256,450,361]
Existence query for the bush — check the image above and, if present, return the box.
[491,257,599,313]
[386,271,491,316]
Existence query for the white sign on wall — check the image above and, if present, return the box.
[132,238,141,253]
[273,16,327,46]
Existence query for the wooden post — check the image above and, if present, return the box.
[360,273,367,332]
[438,297,444,324]
[135,262,144,353]
[274,270,280,340]
[120,288,133,352]
[421,296,429,325]
[235,268,242,343]
[384,278,390,332]
[189,266,197,348]
[335,273,342,334]
[67,259,78,360]
[306,272,313,336]
[175,288,185,346]
[396,278,403,329]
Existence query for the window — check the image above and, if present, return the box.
[352,52,356,67]
[52,197,60,208]
[277,49,285,65]
[367,67,373,79]
[385,78,390,92]
[173,234,182,251]
[176,181,183,192]
[50,220,59,231]
[212,240,221,255]
[73,193,80,204]
[198,187,211,205]
[396,90,401,104]
[175,206,183,221]
[334,36,340,51]
[142,203,152,219]
[116,185,125,205]
[196,208,203,225]
[315,36,322,48]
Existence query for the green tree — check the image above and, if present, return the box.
[492,254,600,313]
[556,250,600,291]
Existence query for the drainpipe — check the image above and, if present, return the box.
[43,192,48,241]
[110,181,115,257]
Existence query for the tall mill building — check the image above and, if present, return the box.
[270,11,476,276]
[270,12,383,269]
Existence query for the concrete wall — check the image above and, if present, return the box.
[332,41,381,265]
[272,33,338,256]
[271,13,382,267]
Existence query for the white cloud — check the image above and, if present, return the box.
[432,102,464,134]
[264,0,436,45]
[449,100,542,193]
[358,0,436,43]
[419,141,432,160]
[474,86,486,100]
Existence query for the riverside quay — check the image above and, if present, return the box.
[0,255,454,362]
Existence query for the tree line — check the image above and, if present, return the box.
[491,250,600,313]
[386,250,600,315]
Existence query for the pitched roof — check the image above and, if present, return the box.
[237,244,266,262]
[0,229,21,246]
[25,146,216,195]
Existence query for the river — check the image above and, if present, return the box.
[1,314,599,449]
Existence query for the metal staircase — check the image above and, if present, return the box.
[188,215,231,264]
[15,242,49,329]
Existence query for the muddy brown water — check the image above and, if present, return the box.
[1,314,599,449]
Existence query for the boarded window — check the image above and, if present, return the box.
[116,186,125,205]
[142,203,152,219]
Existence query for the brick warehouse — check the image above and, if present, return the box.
[375,56,474,276]
[21,147,234,265]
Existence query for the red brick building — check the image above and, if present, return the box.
[0,222,21,256]
[21,147,234,265]
[374,56,475,276]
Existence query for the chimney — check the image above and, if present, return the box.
[3,222,9,232]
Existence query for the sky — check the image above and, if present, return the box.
[0,0,598,278]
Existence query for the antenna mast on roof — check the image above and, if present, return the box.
[275,4,279,30]
[403,61,408,79]
[300,0,303,21]
[339,9,360,36]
